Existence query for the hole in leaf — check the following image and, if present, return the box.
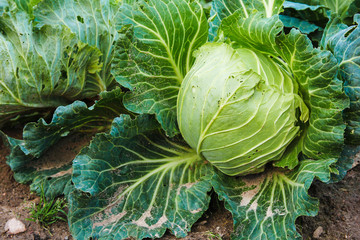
[345,26,357,38]
[77,15,84,23]
[60,70,67,80]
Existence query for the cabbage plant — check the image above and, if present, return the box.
[1,0,360,239]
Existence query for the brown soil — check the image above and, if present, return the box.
[298,165,360,240]
[1,130,360,240]
[0,135,72,240]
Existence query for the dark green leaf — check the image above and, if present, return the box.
[320,16,348,49]
[112,0,208,137]
[34,0,120,92]
[209,0,285,41]
[70,114,213,239]
[328,145,360,183]
[23,89,126,157]
[0,11,103,125]
[211,159,335,239]
[1,89,127,198]
[280,15,322,34]
[326,16,360,144]
[1,131,93,199]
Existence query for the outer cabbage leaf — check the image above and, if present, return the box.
[221,11,349,166]
[319,0,360,21]
[1,89,127,198]
[0,0,39,15]
[279,15,322,34]
[281,1,328,35]
[112,0,208,137]
[283,1,327,17]
[0,131,91,199]
[23,89,126,157]
[286,0,360,24]
[326,15,360,145]
[29,166,74,200]
[329,145,360,183]
[34,0,120,92]
[12,0,42,15]
[0,0,9,14]
[208,0,242,41]
[211,159,335,239]
[319,16,348,49]
[0,134,29,172]
[0,11,103,125]
[209,0,285,41]
[70,114,213,239]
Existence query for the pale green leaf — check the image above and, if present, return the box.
[13,0,42,15]
[0,0,9,14]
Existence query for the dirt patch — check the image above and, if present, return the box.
[30,133,94,172]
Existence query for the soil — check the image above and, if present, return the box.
[0,131,73,240]
[0,128,359,240]
[298,165,360,240]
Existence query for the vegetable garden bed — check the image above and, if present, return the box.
[1,0,360,239]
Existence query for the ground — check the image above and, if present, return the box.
[0,133,359,240]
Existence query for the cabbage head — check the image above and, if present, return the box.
[177,43,309,176]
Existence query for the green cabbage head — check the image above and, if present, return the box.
[177,43,309,176]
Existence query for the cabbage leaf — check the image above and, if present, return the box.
[1,89,127,198]
[112,0,208,136]
[70,115,213,239]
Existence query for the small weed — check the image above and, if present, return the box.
[205,231,223,240]
[26,185,67,229]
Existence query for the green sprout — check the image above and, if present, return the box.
[26,185,68,229]
[205,231,223,240]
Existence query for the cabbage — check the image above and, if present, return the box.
[178,43,309,175]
